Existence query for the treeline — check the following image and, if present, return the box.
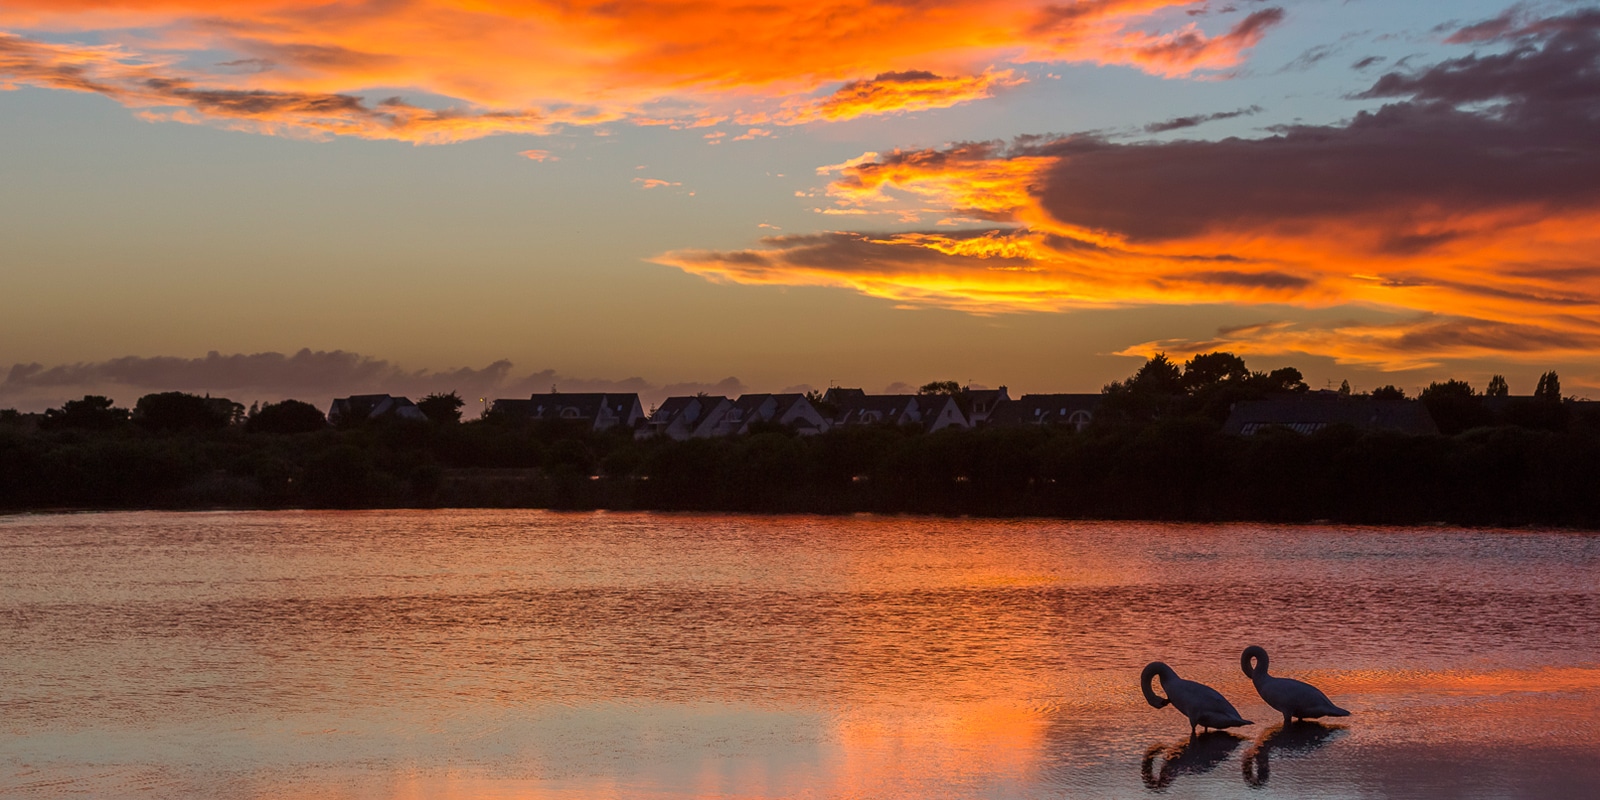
[2,355,1597,526]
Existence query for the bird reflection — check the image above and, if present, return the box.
[1140,731,1244,791]
[1241,720,1347,787]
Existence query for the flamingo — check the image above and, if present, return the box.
[1241,645,1351,724]
[1141,661,1253,736]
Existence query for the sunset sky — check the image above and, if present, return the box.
[3,0,1597,410]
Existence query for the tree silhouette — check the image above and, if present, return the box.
[39,396,130,431]
[418,391,466,424]
[1486,375,1509,397]
[247,399,328,434]
[1260,367,1309,393]
[1371,385,1406,400]
[134,392,241,431]
[1182,352,1249,391]
[1420,380,1490,435]
[1535,371,1562,402]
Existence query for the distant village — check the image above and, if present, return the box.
[5,358,1596,524]
[326,384,1448,439]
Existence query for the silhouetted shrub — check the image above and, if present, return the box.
[248,400,328,434]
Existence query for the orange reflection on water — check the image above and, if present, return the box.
[1,511,1598,799]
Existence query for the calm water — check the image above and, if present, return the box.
[2,511,1597,799]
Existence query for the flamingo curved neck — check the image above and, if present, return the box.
[1141,662,1176,708]
[1242,646,1271,682]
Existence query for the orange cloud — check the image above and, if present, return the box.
[0,1,1280,140]
[772,69,1027,124]
[518,149,555,162]
[658,11,1600,367]
[0,33,554,142]
[633,178,681,190]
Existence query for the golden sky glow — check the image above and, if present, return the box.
[0,0,1278,142]
[2,1,1597,406]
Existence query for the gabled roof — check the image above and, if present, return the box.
[769,393,809,419]
[651,396,699,423]
[1223,395,1438,436]
[822,387,866,405]
[490,398,536,417]
[730,393,775,416]
[330,394,426,423]
[916,393,970,431]
[963,386,1011,406]
[504,393,637,419]
[987,394,1101,426]
[601,394,643,419]
[652,395,724,425]
[525,392,606,420]
[833,393,920,425]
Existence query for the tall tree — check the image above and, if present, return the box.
[1486,375,1509,397]
[1182,352,1250,392]
[1535,371,1562,402]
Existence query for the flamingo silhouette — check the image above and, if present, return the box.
[1241,645,1351,724]
[1142,661,1253,736]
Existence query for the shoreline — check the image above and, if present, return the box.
[6,504,1597,532]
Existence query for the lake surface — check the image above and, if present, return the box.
[2,511,1597,799]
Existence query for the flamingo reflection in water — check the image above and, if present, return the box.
[1241,720,1347,787]
[1141,731,1245,790]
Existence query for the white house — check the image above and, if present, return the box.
[705,393,830,436]
[642,395,733,440]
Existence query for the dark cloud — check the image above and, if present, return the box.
[1143,104,1262,133]
[683,231,1033,278]
[0,350,748,413]
[1017,9,1600,242]
[1390,318,1597,353]
[863,70,942,83]
[1351,55,1386,70]
[1181,270,1313,290]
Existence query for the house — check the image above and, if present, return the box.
[821,387,866,406]
[961,386,1012,426]
[987,394,1102,431]
[641,395,733,440]
[917,394,971,432]
[831,393,921,428]
[705,393,831,436]
[1222,395,1438,436]
[831,393,969,432]
[327,394,428,425]
[490,393,645,431]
